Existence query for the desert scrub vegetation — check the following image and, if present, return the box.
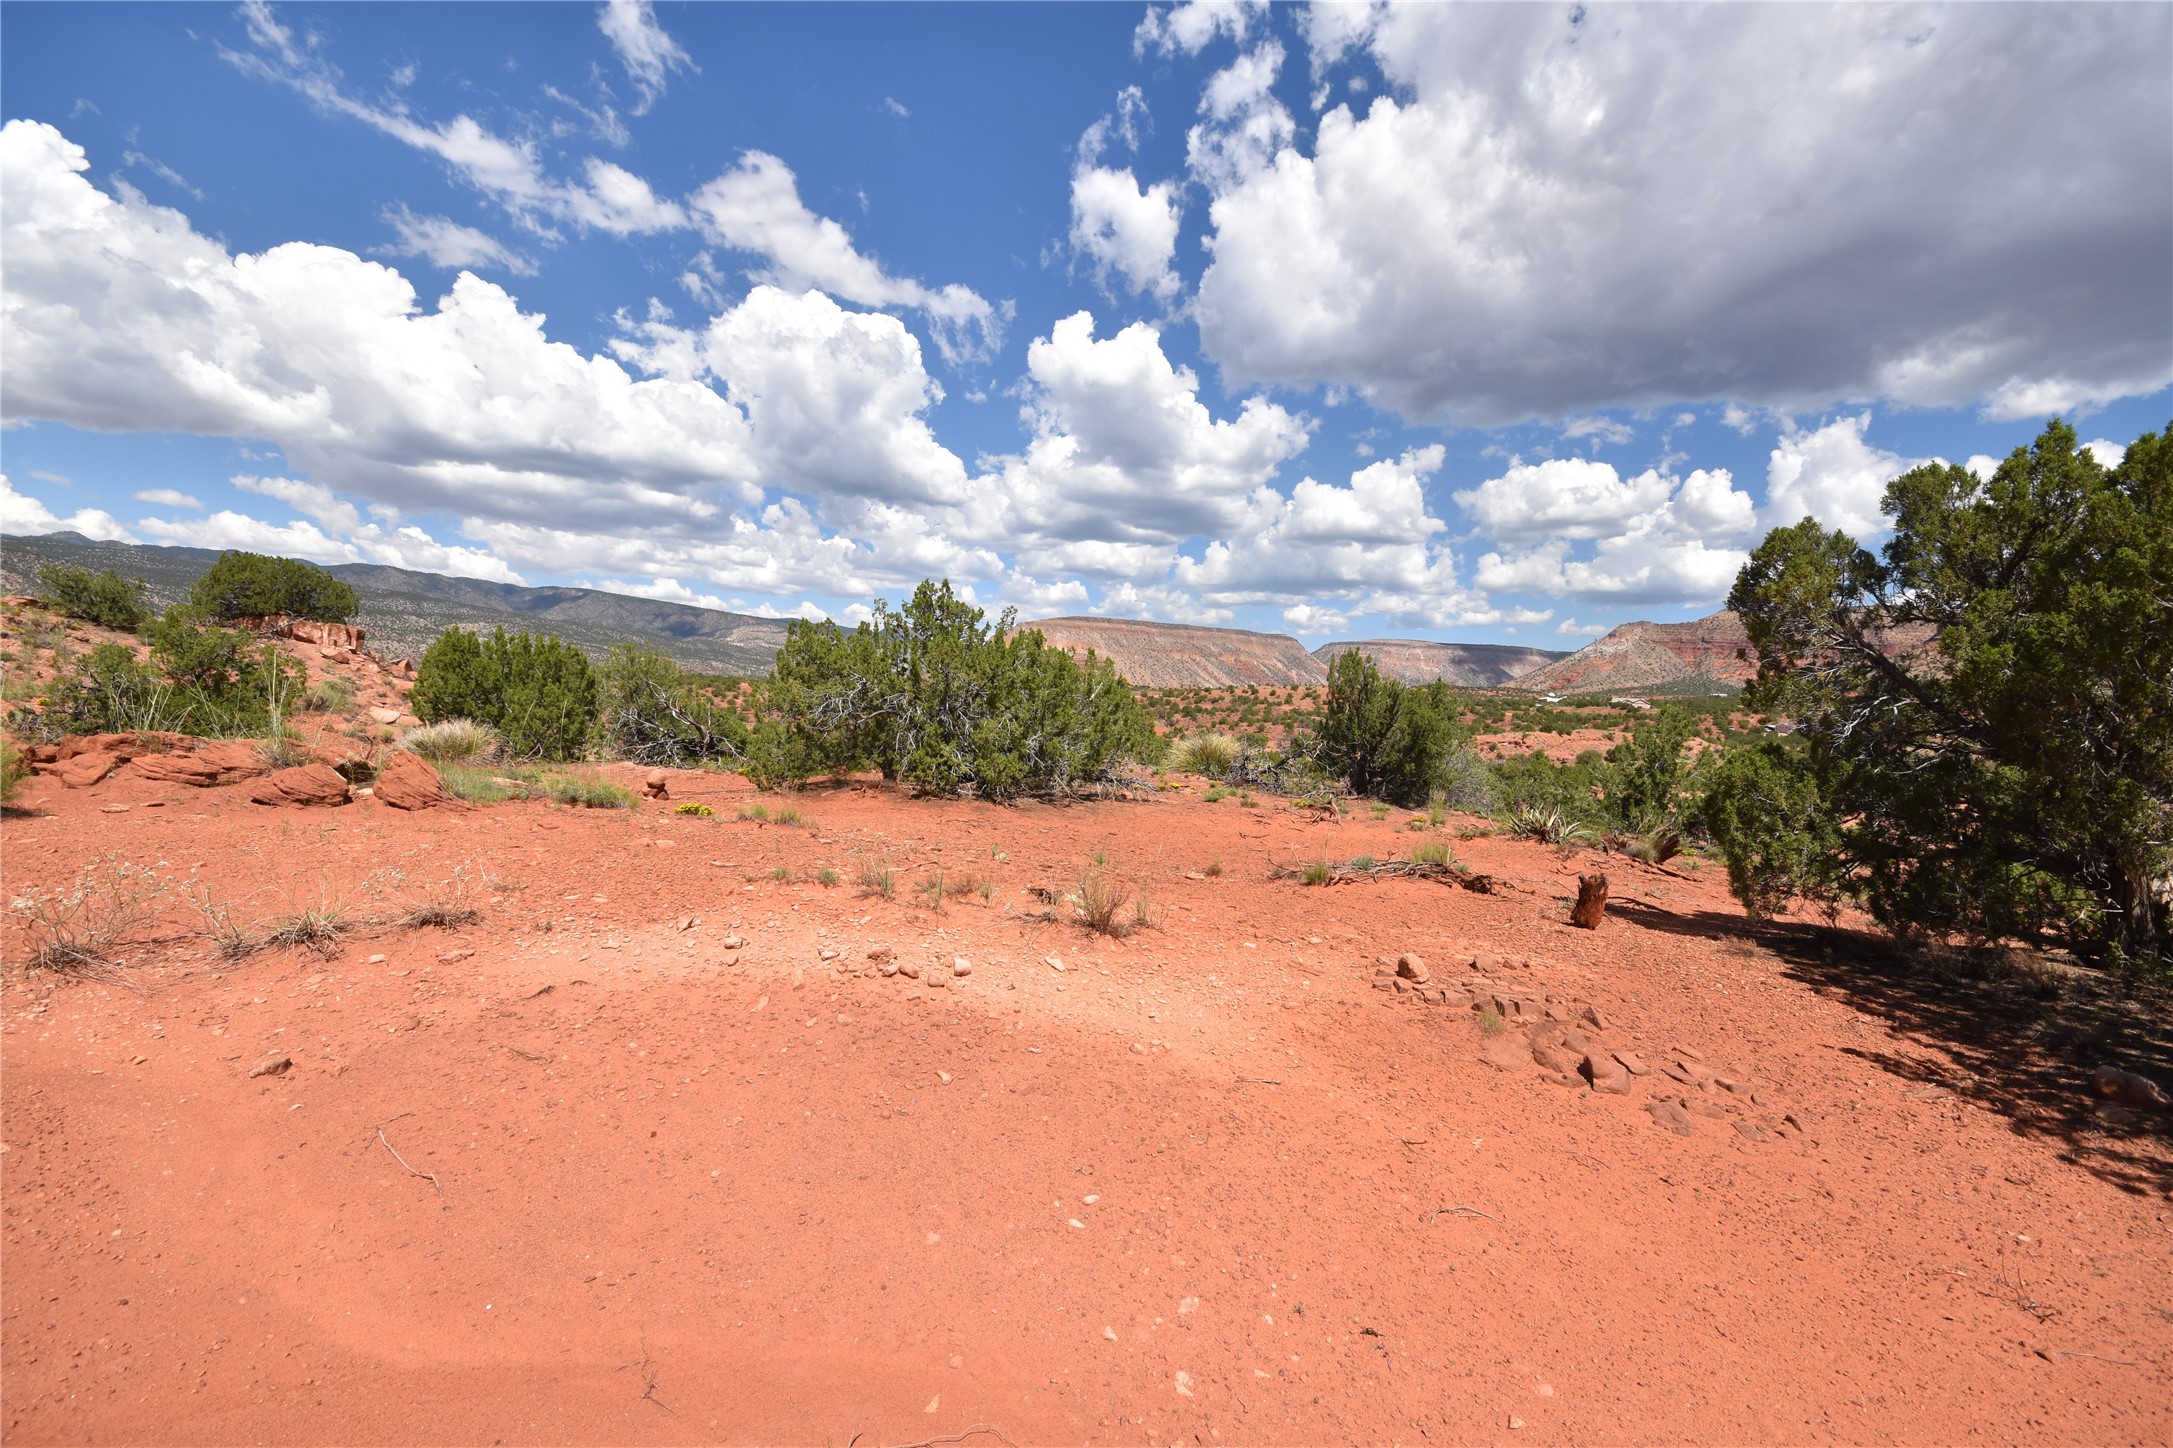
[747,580,1160,799]
[856,860,897,899]
[601,642,748,767]
[11,856,168,976]
[189,549,359,623]
[36,563,151,632]
[1714,418,2172,970]
[25,612,304,739]
[0,737,27,806]
[304,675,357,713]
[411,625,597,763]
[675,801,715,817]
[436,762,539,804]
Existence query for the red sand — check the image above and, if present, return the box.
[4,764,2168,1446]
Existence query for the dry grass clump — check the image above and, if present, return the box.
[1169,732,1239,779]
[1071,861,1136,936]
[13,856,167,976]
[401,718,501,766]
[857,859,897,899]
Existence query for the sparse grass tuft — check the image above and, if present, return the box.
[817,868,839,888]
[739,803,770,822]
[1203,785,1230,803]
[1625,828,1682,865]
[1170,732,1239,778]
[1369,801,1391,818]
[190,886,255,960]
[1203,853,1223,878]
[770,866,789,882]
[1350,854,1376,871]
[545,772,637,809]
[437,763,535,804]
[401,717,500,766]
[14,856,167,975]
[1410,840,1452,867]
[918,873,946,910]
[304,676,357,713]
[675,802,716,817]
[259,724,309,770]
[1477,1008,1506,1035]
[1072,862,1132,936]
[857,860,896,899]
[1300,859,1332,887]
[261,880,354,958]
[393,864,482,931]
[1132,894,1157,932]
[773,806,804,827]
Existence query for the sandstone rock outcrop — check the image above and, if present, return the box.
[248,763,351,808]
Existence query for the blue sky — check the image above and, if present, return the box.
[3,1,2168,645]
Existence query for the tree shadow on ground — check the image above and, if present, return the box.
[1610,897,2173,1198]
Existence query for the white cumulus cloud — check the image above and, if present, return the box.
[1196,2,2172,424]
[1762,412,1923,537]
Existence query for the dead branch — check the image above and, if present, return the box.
[374,1115,443,1197]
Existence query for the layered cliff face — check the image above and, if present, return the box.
[1019,617,1330,687]
[1314,639,1568,687]
[1510,612,1756,694]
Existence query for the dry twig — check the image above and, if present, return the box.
[1428,1204,1502,1224]
[374,1114,443,1197]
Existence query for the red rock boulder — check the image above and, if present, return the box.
[56,750,121,788]
[374,751,461,811]
[248,763,351,808]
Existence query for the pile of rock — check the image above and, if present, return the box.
[1372,950,1810,1142]
[863,946,975,988]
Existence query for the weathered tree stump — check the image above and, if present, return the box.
[1571,872,1609,929]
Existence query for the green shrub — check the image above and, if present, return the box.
[1727,417,2171,960]
[1700,738,1844,920]
[1317,650,1470,806]
[675,801,716,816]
[1599,704,1700,834]
[34,611,301,738]
[189,550,358,623]
[749,579,1157,799]
[0,736,27,804]
[600,642,747,767]
[412,626,596,762]
[37,564,150,632]
[39,643,170,734]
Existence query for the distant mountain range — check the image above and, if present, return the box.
[2,530,1754,694]
[1019,619,1569,688]
[0,532,790,675]
[1507,614,1755,696]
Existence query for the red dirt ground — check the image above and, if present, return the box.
[4,763,2169,1446]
